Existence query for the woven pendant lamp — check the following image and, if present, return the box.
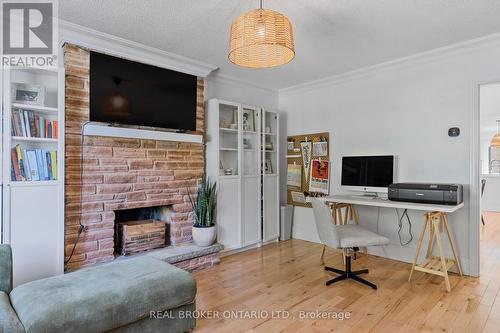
[492,120,500,147]
[228,0,295,68]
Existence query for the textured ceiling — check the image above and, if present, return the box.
[59,0,500,90]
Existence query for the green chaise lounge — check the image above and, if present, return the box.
[0,244,196,333]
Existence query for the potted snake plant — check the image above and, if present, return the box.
[187,177,217,247]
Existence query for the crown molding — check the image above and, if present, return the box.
[58,20,218,77]
[280,31,500,97]
[206,72,279,94]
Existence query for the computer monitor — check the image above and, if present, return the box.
[341,155,396,194]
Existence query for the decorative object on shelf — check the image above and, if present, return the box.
[309,159,330,194]
[11,83,45,106]
[229,123,238,130]
[219,118,228,129]
[265,126,271,134]
[242,109,255,131]
[287,140,295,151]
[228,0,295,68]
[491,120,500,147]
[287,163,302,188]
[264,141,273,151]
[265,159,273,174]
[187,177,217,247]
[312,138,328,157]
[243,138,251,149]
[224,168,235,176]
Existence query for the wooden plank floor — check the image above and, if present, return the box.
[193,212,500,332]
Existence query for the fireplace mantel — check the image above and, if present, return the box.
[83,123,203,144]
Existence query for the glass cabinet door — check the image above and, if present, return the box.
[219,102,240,176]
[241,106,259,176]
[262,111,278,175]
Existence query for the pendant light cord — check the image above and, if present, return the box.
[260,0,263,9]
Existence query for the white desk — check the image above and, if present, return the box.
[315,194,464,292]
[317,195,464,213]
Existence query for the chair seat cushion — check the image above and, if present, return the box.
[9,256,196,333]
[337,224,389,248]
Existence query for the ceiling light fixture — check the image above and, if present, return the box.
[491,120,500,147]
[228,0,295,68]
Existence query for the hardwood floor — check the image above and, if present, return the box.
[193,213,500,332]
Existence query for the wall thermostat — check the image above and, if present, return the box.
[448,127,460,137]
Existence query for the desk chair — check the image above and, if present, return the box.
[311,198,389,289]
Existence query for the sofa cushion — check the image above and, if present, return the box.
[9,256,196,333]
[0,245,13,294]
[0,291,24,333]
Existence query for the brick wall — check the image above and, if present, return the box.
[64,44,205,271]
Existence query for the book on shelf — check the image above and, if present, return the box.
[11,144,57,181]
[11,108,58,139]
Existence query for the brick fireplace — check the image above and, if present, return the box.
[64,44,208,271]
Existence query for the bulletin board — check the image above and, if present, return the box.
[286,132,330,208]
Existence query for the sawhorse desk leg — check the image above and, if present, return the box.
[408,211,463,292]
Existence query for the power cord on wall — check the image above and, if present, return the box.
[65,121,90,265]
[395,208,413,246]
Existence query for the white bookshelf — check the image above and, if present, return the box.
[2,64,64,285]
[206,98,280,252]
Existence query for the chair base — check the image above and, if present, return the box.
[324,255,377,289]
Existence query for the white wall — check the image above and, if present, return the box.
[278,36,500,276]
[205,74,279,110]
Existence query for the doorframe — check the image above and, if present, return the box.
[470,78,500,277]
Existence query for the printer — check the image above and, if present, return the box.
[388,183,463,205]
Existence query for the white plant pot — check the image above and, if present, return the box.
[192,226,216,247]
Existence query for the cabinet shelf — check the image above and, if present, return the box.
[12,136,57,143]
[10,180,59,187]
[11,103,58,115]
[220,128,238,133]
[220,147,238,151]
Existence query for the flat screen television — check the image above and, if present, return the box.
[341,155,395,193]
[89,51,198,131]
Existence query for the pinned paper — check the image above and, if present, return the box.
[309,159,330,194]
[287,164,302,188]
[301,141,312,183]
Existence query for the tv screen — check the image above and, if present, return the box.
[90,51,197,131]
[341,155,394,188]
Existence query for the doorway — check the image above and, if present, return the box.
[478,82,500,276]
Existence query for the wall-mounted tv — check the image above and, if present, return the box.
[89,51,197,131]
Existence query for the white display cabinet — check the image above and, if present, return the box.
[2,66,64,285]
[206,99,280,253]
[261,109,280,242]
